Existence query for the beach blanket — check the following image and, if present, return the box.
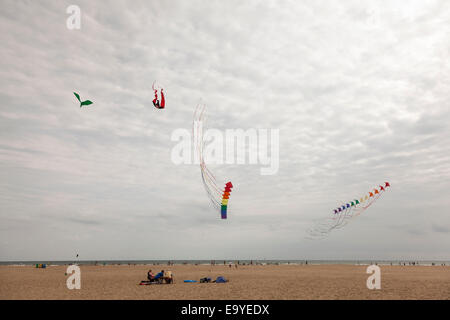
[139,281,159,285]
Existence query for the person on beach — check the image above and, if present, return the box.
[147,269,154,281]
[154,270,164,280]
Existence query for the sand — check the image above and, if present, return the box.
[0,264,449,300]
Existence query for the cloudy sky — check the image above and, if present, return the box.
[0,0,449,261]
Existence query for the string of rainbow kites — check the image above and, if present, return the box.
[307,182,390,239]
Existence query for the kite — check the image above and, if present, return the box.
[221,182,233,219]
[307,182,391,239]
[73,92,93,107]
[193,103,234,219]
[152,81,165,109]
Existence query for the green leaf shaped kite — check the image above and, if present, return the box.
[73,92,93,108]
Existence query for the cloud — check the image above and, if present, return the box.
[432,224,450,234]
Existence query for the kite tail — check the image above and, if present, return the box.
[160,89,165,108]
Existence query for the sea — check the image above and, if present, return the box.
[0,259,448,266]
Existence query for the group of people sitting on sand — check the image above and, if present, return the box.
[147,269,164,281]
[142,269,173,284]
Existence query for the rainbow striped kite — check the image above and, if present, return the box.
[221,182,233,219]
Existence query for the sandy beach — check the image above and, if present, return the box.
[0,264,449,300]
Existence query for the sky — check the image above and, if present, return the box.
[0,0,449,261]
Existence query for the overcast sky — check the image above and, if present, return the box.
[0,0,449,261]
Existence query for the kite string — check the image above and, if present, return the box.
[193,103,225,211]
